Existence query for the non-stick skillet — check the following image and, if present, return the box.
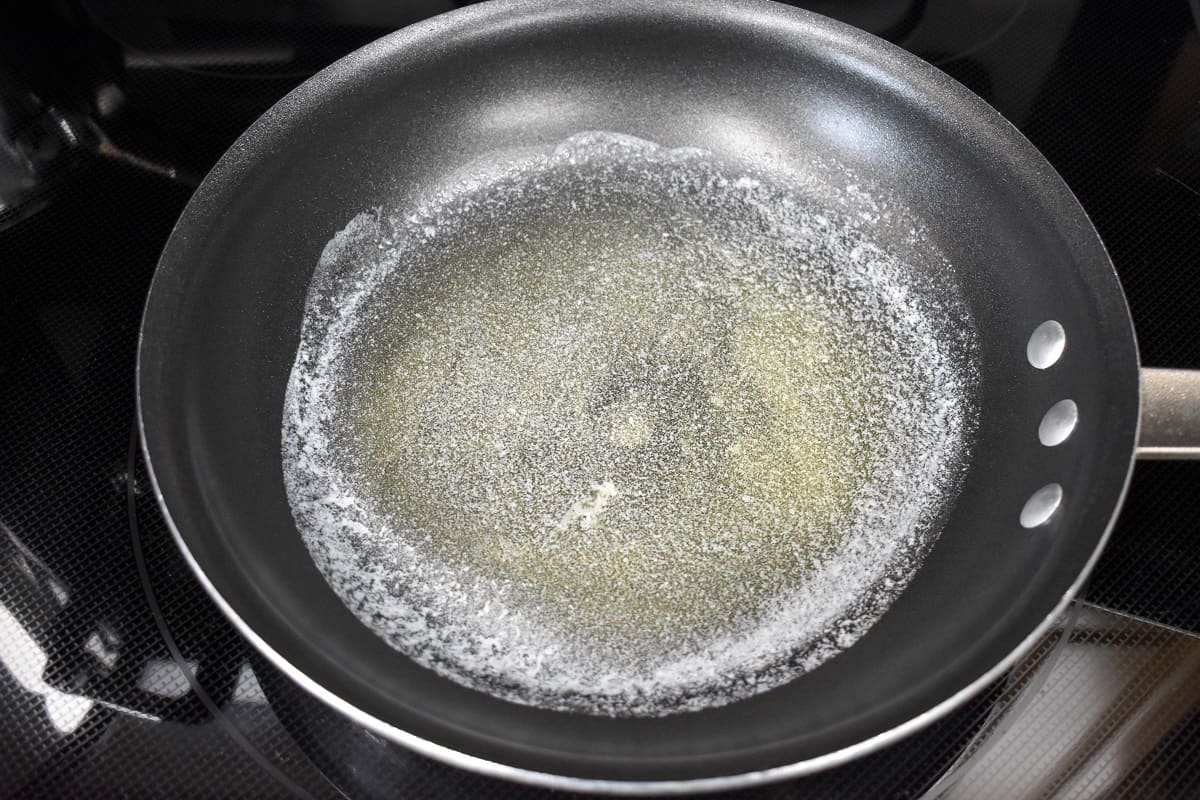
[137,0,1200,793]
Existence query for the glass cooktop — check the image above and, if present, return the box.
[2,1,1199,796]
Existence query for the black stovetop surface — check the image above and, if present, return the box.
[3,1,1200,797]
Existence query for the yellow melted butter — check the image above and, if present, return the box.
[337,218,884,658]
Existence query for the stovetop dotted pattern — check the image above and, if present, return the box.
[2,1,1199,797]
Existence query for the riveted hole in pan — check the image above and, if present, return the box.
[1038,399,1078,447]
[1027,320,1066,369]
[1020,483,1063,529]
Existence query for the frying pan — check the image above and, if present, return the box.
[136,0,1200,793]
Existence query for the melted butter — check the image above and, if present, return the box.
[337,208,886,658]
[283,132,975,715]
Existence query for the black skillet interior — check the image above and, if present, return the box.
[138,0,1139,784]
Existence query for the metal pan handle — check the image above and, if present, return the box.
[1136,368,1200,459]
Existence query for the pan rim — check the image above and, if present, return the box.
[136,0,1143,792]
